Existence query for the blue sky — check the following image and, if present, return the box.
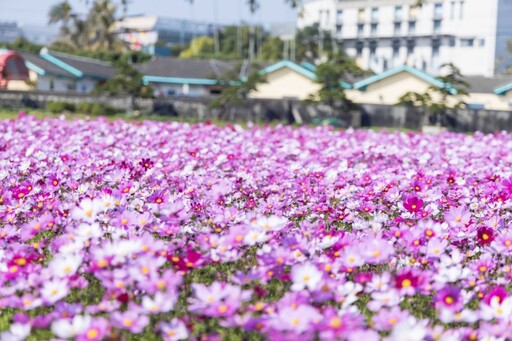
[0,0,298,26]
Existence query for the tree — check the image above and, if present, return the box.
[179,37,215,59]
[306,52,368,117]
[261,37,285,62]
[48,0,126,54]
[86,0,121,51]
[94,59,153,98]
[210,64,267,120]
[0,37,43,54]
[295,23,334,63]
[398,63,469,127]
[48,1,73,37]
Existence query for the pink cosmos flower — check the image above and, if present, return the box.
[158,318,189,341]
[403,196,423,213]
[444,206,471,228]
[434,285,463,311]
[188,282,251,317]
[111,310,149,333]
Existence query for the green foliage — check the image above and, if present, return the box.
[398,63,470,126]
[179,36,215,59]
[0,37,43,54]
[260,37,284,62]
[306,52,368,111]
[210,64,267,111]
[48,0,126,54]
[45,101,118,115]
[45,101,76,113]
[295,23,335,63]
[94,60,153,98]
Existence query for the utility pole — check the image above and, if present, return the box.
[213,0,220,56]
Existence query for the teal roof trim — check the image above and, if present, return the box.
[25,61,46,76]
[494,83,512,95]
[353,65,456,95]
[143,75,217,85]
[40,52,83,78]
[301,62,316,72]
[260,60,316,80]
[260,60,352,89]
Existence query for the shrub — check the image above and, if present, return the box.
[76,102,93,114]
[45,101,76,113]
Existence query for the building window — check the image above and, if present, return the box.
[392,40,401,65]
[461,38,474,46]
[434,3,443,18]
[394,22,401,35]
[369,41,378,63]
[358,8,365,22]
[479,38,485,46]
[336,10,343,23]
[449,37,456,46]
[408,21,416,34]
[450,1,456,19]
[371,23,378,36]
[394,6,403,21]
[356,41,364,57]
[433,20,442,33]
[460,0,465,19]
[336,24,343,35]
[371,8,379,22]
[357,24,364,36]
[409,6,418,20]
[407,39,416,55]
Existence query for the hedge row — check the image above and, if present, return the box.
[45,101,119,116]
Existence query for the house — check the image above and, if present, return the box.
[250,60,320,100]
[350,65,449,105]
[0,49,30,90]
[137,58,244,97]
[21,52,77,92]
[350,64,512,111]
[250,60,354,100]
[21,49,114,93]
[464,77,512,111]
[38,49,114,93]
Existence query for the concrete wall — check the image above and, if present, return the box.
[1,90,512,133]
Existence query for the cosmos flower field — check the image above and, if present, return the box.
[1,114,512,341]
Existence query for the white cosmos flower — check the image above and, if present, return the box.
[41,279,69,304]
[71,198,103,222]
[291,262,323,291]
[49,253,82,278]
[0,323,31,341]
[51,315,91,339]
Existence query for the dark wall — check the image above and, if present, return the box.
[1,90,512,133]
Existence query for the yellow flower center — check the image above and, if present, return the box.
[329,317,342,328]
[86,329,99,339]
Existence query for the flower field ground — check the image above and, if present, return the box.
[1,114,512,340]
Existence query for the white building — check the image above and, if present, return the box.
[298,0,512,77]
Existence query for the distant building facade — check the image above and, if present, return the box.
[115,16,218,56]
[0,22,22,43]
[298,0,512,77]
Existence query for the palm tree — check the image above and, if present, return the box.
[48,1,73,37]
[86,0,119,51]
